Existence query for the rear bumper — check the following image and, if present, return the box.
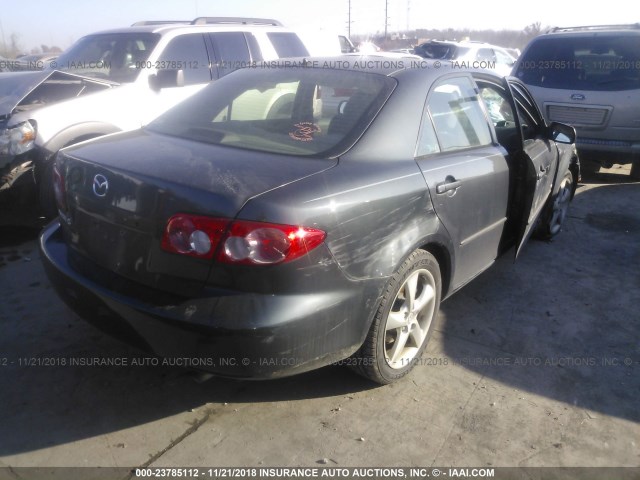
[576,137,640,165]
[39,221,378,379]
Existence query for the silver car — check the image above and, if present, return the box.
[513,24,640,178]
[414,40,517,77]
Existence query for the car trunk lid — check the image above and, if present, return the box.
[59,129,335,295]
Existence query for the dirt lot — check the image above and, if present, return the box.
[0,166,638,472]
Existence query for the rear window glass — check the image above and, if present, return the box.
[515,35,640,91]
[415,43,469,60]
[148,67,396,157]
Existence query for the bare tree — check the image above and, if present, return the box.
[9,32,21,56]
[523,22,542,37]
[0,32,23,57]
[373,22,548,51]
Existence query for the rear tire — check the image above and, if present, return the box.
[350,250,441,385]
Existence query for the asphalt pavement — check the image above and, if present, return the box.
[0,165,638,473]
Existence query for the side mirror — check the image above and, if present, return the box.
[149,69,185,91]
[547,122,576,144]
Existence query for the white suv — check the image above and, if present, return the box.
[0,17,324,221]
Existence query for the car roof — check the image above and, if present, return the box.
[84,17,292,36]
[419,39,508,50]
[542,23,640,36]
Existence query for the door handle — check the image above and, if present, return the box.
[537,164,549,180]
[436,176,462,194]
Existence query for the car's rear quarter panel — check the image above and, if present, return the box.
[235,68,453,343]
[238,68,450,280]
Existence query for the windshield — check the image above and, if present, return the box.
[148,67,396,157]
[54,32,160,83]
[515,35,640,91]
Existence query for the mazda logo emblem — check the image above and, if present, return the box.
[93,174,109,197]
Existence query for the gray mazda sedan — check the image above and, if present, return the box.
[40,56,579,384]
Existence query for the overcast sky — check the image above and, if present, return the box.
[0,0,635,52]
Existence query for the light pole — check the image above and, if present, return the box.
[0,20,6,56]
[385,0,388,39]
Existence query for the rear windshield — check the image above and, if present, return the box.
[55,33,160,83]
[415,43,469,60]
[515,34,640,91]
[148,67,396,157]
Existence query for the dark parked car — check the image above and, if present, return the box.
[40,57,579,384]
[0,55,14,72]
[11,52,59,71]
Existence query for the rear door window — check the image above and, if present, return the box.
[427,76,493,152]
[209,32,252,77]
[267,33,310,58]
[157,34,211,85]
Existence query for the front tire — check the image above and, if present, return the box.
[351,250,442,384]
[535,170,574,240]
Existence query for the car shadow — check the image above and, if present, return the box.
[579,164,638,186]
[0,335,379,456]
[438,181,640,423]
[0,226,41,270]
[0,226,41,248]
[0,183,638,457]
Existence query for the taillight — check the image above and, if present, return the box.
[53,164,67,212]
[161,214,326,265]
[161,215,229,259]
[220,221,326,265]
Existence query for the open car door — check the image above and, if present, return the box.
[504,78,557,258]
